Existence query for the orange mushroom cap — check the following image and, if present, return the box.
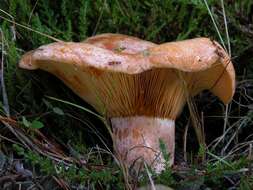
[19,33,235,119]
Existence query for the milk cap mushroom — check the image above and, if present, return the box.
[19,33,235,173]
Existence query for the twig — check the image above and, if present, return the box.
[0,28,10,116]
[203,0,227,51]
[183,120,190,162]
[220,0,231,56]
[0,15,62,42]
[28,0,39,25]
[221,104,229,156]
[144,162,156,190]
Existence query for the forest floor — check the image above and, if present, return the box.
[0,1,253,189]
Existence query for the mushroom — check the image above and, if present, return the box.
[19,33,235,172]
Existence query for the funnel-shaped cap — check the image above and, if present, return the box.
[19,34,235,119]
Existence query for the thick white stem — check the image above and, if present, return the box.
[111,116,175,173]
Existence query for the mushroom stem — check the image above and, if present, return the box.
[111,116,175,173]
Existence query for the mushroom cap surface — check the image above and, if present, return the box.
[19,33,235,119]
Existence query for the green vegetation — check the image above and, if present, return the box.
[0,0,253,189]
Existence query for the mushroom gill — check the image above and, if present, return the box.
[19,33,235,172]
